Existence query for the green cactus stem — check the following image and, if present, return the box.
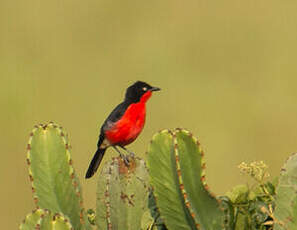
[147,129,229,230]
[19,209,73,230]
[96,156,150,230]
[273,153,297,230]
[26,122,90,230]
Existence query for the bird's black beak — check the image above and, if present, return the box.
[150,87,161,92]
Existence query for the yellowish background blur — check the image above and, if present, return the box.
[1,0,297,228]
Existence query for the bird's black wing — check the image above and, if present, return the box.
[101,101,130,132]
[86,101,131,179]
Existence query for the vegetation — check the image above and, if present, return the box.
[20,122,297,229]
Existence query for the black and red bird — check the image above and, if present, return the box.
[85,81,160,179]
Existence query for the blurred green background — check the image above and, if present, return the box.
[1,0,297,228]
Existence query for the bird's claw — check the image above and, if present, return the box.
[120,153,130,166]
[123,155,130,166]
[129,152,135,158]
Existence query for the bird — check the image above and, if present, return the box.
[85,81,161,179]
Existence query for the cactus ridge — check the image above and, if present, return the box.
[172,130,201,229]
[148,129,196,229]
[147,129,172,148]
[146,129,173,229]
[273,152,297,230]
[27,125,41,208]
[20,208,48,229]
[105,159,113,230]
[175,128,216,198]
[174,128,226,229]
[20,209,74,230]
[26,122,89,230]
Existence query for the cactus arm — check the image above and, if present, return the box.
[19,209,48,230]
[147,129,229,230]
[51,213,74,230]
[96,157,150,230]
[147,130,196,230]
[19,209,73,230]
[173,129,226,229]
[273,153,297,230]
[26,122,90,230]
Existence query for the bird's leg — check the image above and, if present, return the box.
[112,146,129,166]
[119,146,135,158]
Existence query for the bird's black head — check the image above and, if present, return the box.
[125,81,160,103]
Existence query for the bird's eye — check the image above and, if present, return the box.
[142,87,147,91]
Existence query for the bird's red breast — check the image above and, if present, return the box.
[105,91,152,146]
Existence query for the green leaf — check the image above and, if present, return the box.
[218,196,235,230]
[225,184,249,204]
[234,212,248,230]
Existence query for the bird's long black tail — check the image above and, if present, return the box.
[85,148,106,179]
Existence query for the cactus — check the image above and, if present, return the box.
[20,122,297,230]
[147,129,230,230]
[96,156,150,230]
[273,153,297,230]
[19,209,73,230]
[26,122,91,230]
